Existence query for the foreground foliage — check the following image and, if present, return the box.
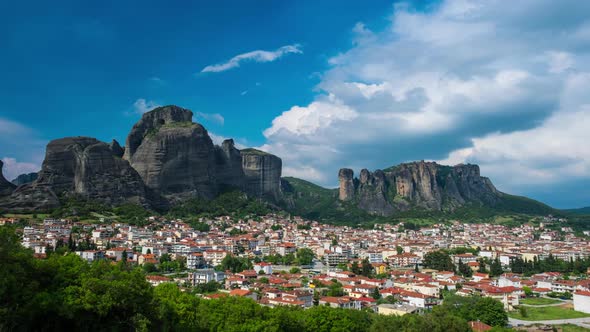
[0,227,510,332]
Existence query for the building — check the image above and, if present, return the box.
[319,296,361,310]
[76,250,105,262]
[203,250,228,266]
[189,269,226,286]
[254,262,273,275]
[187,252,205,269]
[574,291,590,313]
[324,252,348,266]
[377,303,418,316]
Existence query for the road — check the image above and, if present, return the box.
[509,317,590,329]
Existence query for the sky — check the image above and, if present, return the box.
[1,0,589,208]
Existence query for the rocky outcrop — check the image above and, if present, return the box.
[124,106,193,160]
[109,139,124,158]
[338,161,503,216]
[338,168,354,201]
[0,137,151,212]
[241,149,282,201]
[1,105,284,212]
[356,169,394,216]
[124,106,218,199]
[215,139,245,192]
[11,172,38,186]
[0,161,16,196]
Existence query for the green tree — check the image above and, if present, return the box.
[458,259,473,278]
[371,287,381,300]
[361,258,373,277]
[423,250,455,272]
[296,248,315,266]
[490,257,503,277]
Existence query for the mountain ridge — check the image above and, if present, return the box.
[0,105,560,221]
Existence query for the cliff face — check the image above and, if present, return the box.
[215,139,246,192]
[0,161,16,196]
[124,106,280,201]
[338,168,354,201]
[338,161,502,216]
[0,137,150,211]
[124,107,218,198]
[241,149,282,201]
[0,105,283,212]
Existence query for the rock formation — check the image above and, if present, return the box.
[1,137,151,212]
[124,106,219,199]
[11,172,38,186]
[338,168,354,201]
[109,139,124,158]
[214,139,246,192]
[0,105,283,212]
[241,149,282,201]
[338,161,502,216]
[0,160,16,196]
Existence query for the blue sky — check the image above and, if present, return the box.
[1,0,590,208]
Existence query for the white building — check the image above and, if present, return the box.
[254,262,273,275]
[574,291,590,313]
[189,269,226,286]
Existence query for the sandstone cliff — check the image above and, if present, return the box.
[1,137,151,211]
[241,149,282,201]
[215,139,246,192]
[1,105,283,212]
[337,161,502,216]
[124,106,219,199]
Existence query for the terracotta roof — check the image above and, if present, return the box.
[468,321,492,332]
[230,289,252,297]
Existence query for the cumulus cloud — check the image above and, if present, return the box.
[1,157,40,182]
[0,118,45,181]
[133,98,161,114]
[195,112,225,126]
[201,44,302,73]
[261,0,590,207]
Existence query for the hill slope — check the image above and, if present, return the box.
[280,173,559,224]
[564,206,590,215]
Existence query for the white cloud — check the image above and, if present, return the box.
[438,73,590,190]
[547,51,575,74]
[260,0,590,207]
[0,118,46,177]
[195,112,225,126]
[0,118,31,136]
[201,44,302,73]
[2,157,41,182]
[133,98,161,114]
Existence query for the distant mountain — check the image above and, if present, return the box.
[11,172,38,186]
[336,161,556,217]
[279,161,557,223]
[564,206,590,215]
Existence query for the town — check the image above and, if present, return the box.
[4,212,590,330]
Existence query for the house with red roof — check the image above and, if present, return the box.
[574,290,590,313]
[468,321,492,332]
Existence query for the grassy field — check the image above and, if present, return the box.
[510,305,590,321]
[4,213,49,219]
[559,324,590,332]
[520,297,562,305]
